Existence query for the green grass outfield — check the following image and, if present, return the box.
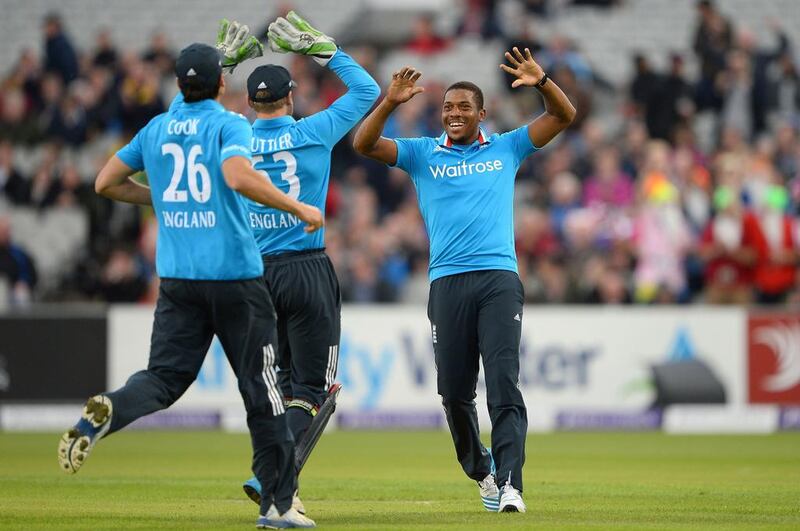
[1,431,799,529]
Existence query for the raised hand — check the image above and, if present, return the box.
[500,47,545,89]
[215,19,264,74]
[268,10,337,66]
[386,67,425,105]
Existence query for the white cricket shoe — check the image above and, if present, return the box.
[292,493,306,515]
[478,474,500,511]
[257,506,316,528]
[498,483,526,513]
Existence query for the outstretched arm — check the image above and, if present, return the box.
[266,12,380,143]
[500,47,576,148]
[302,51,381,144]
[95,156,152,206]
[353,67,425,165]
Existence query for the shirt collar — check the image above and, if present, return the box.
[180,99,225,112]
[253,115,296,129]
[437,128,491,148]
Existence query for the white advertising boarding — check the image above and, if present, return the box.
[108,305,746,431]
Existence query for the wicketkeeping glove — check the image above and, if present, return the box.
[267,11,337,66]
[216,19,264,74]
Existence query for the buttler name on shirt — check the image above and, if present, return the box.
[428,159,504,179]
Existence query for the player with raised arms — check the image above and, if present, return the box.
[57,25,320,529]
[236,11,380,514]
[353,47,576,513]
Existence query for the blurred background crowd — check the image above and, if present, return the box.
[1,0,800,306]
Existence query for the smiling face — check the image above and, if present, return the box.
[441,88,485,144]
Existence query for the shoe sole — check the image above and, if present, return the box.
[256,518,313,529]
[499,501,526,513]
[244,484,262,505]
[57,396,112,474]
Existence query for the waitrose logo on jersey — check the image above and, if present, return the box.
[429,159,504,179]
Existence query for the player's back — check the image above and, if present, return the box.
[119,99,262,280]
[245,51,380,255]
[248,116,333,254]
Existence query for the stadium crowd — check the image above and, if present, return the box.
[1,1,800,306]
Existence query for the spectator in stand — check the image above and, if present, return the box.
[117,54,164,135]
[456,0,503,40]
[535,256,571,303]
[1,4,799,305]
[95,247,149,302]
[39,73,63,136]
[406,15,449,55]
[583,145,635,209]
[552,65,592,130]
[629,54,660,119]
[774,50,800,126]
[45,84,88,146]
[28,145,60,209]
[699,185,761,304]
[611,123,643,178]
[0,214,38,305]
[774,123,798,181]
[515,207,562,301]
[693,0,733,111]
[54,163,92,208]
[520,0,550,17]
[3,48,42,112]
[345,251,378,302]
[633,175,692,303]
[42,13,79,84]
[0,88,40,145]
[92,28,119,69]
[549,171,582,242]
[541,35,593,86]
[586,262,631,304]
[674,146,712,233]
[141,31,176,78]
[649,54,694,141]
[736,22,790,138]
[0,141,29,204]
[719,49,753,141]
[753,185,797,303]
[83,66,120,135]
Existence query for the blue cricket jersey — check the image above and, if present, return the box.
[247,50,380,254]
[393,127,538,281]
[116,98,264,280]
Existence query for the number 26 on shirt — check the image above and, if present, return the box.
[161,143,211,203]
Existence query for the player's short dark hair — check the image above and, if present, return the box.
[249,93,289,114]
[444,81,484,110]
[179,78,220,103]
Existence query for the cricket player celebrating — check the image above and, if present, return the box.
[58,31,322,528]
[353,47,575,512]
[238,11,380,513]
